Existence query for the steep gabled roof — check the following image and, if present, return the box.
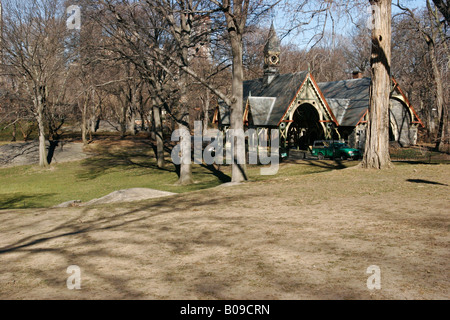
[247,97,277,126]
[318,77,371,127]
[216,71,308,127]
[216,74,423,129]
[215,100,230,125]
[244,71,309,127]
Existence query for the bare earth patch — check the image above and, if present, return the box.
[0,163,448,299]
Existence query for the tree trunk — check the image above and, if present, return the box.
[81,98,88,146]
[120,103,127,138]
[432,0,450,25]
[229,34,247,182]
[138,92,147,132]
[128,86,137,136]
[177,122,193,185]
[11,122,16,142]
[361,0,392,169]
[150,108,156,140]
[174,11,193,185]
[128,107,136,136]
[203,89,210,130]
[36,97,48,167]
[152,103,164,168]
[435,102,448,152]
[88,89,98,140]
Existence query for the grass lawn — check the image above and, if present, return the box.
[0,139,359,209]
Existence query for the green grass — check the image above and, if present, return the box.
[0,156,219,209]
[0,140,359,209]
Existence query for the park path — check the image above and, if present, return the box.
[0,141,90,168]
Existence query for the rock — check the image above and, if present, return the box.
[82,188,176,206]
[53,200,82,208]
[215,182,242,188]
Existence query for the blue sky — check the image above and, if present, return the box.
[273,0,427,49]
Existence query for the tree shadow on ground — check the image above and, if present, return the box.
[0,192,240,298]
[47,141,59,165]
[406,179,448,186]
[77,141,175,180]
[0,186,404,300]
[0,193,56,210]
[78,139,232,183]
[286,158,350,171]
[392,160,449,165]
[0,194,224,254]
[201,164,231,183]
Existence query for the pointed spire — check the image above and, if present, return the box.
[263,21,280,86]
[264,22,280,55]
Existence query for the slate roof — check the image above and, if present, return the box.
[216,75,377,128]
[247,97,277,126]
[318,77,371,127]
[217,100,230,126]
[217,71,308,127]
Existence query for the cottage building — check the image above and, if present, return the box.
[213,25,423,152]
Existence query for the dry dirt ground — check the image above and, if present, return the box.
[0,163,448,300]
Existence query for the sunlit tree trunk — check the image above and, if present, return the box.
[80,97,88,146]
[223,0,249,182]
[229,33,247,181]
[362,0,392,169]
[36,90,48,167]
[176,11,193,185]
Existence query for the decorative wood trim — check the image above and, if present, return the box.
[309,73,339,126]
[356,110,368,126]
[391,77,424,127]
[277,74,309,126]
[212,107,219,124]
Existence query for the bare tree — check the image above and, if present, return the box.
[95,0,275,183]
[208,0,249,182]
[342,21,372,77]
[396,0,448,152]
[0,0,71,166]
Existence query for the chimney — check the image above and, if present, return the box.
[352,71,363,79]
